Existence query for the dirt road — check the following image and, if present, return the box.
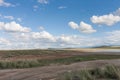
[0,59,120,80]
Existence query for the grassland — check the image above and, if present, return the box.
[0,55,120,69]
[0,49,120,80]
[0,49,120,69]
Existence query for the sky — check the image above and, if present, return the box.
[0,0,120,49]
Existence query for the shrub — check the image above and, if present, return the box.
[58,65,120,80]
[104,65,120,79]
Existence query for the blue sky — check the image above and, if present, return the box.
[0,0,120,49]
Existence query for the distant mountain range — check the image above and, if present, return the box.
[92,45,120,49]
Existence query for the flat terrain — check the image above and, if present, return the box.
[0,49,120,61]
[0,49,120,80]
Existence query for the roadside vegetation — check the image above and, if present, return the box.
[57,65,120,80]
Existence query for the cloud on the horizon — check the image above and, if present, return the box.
[106,30,120,45]
[0,38,10,45]
[69,21,96,33]
[0,24,120,49]
[0,21,100,49]
[0,33,102,49]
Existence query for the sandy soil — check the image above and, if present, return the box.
[0,59,120,80]
[66,48,120,52]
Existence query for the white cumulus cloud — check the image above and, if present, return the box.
[68,21,79,29]
[31,31,56,42]
[0,21,31,32]
[79,21,96,33]
[1,29,120,49]
[91,14,120,26]
[68,21,96,33]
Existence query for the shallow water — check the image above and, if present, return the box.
[97,49,120,52]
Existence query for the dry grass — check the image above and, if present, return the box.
[58,65,120,80]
